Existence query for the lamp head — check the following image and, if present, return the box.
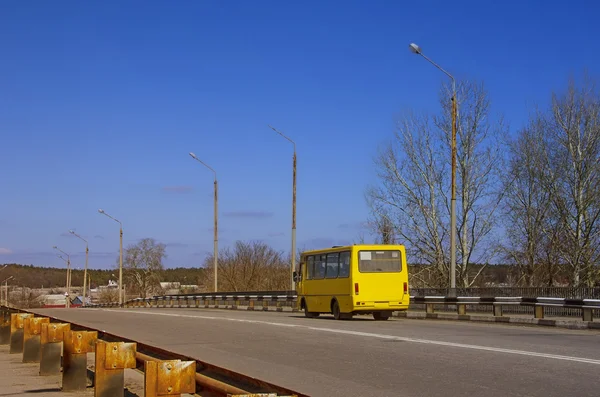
[69,230,75,234]
[409,43,421,54]
[98,209,104,214]
[52,245,57,249]
[189,152,197,159]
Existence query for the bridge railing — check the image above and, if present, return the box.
[87,292,600,323]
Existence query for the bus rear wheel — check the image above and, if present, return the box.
[303,301,319,318]
[331,300,353,320]
[373,312,390,321]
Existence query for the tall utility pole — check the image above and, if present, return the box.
[53,247,71,308]
[98,209,124,305]
[268,125,297,291]
[69,230,89,306]
[189,152,218,292]
[2,276,13,306]
[409,42,458,295]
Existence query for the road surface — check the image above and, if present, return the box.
[31,307,600,397]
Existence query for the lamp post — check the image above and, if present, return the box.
[54,249,71,308]
[2,276,13,306]
[409,42,458,295]
[268,124,297,291]
[69,230,89,306]
[98,209,123,306]
[189,152,218,292]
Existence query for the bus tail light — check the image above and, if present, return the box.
[354,283,359,295]
[403,282,408,293]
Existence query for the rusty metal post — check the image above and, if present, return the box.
[582,308,593,322]
[0,311,10,345]
[534,305,544,319]
[95,340,137,397]
[493,304,503,317]
[22,317,49,362]
[10,313,33,354]
[40,322,70,376]
[457,304,466,315]
[62,330,98,391]
[248,300,254,311]
[144,359,196,397]
[425,304,434,314]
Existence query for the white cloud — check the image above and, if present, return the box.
[0,248,12,255]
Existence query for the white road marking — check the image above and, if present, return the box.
[100,309,600,365]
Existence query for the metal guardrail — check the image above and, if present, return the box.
[88,292,600,323]
[0,305,305,397]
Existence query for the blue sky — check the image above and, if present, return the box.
[1,1,598,270]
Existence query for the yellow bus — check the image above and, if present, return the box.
[293,244,409,321]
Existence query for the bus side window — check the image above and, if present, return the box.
[314,254,326,279]
[307,256,315,279]
[326,252,339,278]
[338,251,350,278]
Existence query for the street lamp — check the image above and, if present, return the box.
[189,152,218,292]
[53,246,72,302]
[98,209,124,306]
[69,230,89,306]
[2,276,13,306]
[409,42,458,294]
[268,124,297,291]
[55,254,70,308]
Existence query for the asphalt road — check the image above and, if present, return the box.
[31,307,600,397]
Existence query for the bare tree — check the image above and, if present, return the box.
[200,241,289,292]
[367,80,506,288]
[120,238,166,298]
[502,114,556,286]
[544,78,600,286]
[98,288,119,304]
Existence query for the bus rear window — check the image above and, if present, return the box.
[358,250,402,273]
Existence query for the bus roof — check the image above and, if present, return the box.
[300,244,405,256]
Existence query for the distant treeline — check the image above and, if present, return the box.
[0,264,207,290]
[3,262,578,291]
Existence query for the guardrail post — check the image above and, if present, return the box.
[582,308,593,322]
[262,299,268,311]
[493,304,503,317]
[195,298,200,308]
[95,340,137,397]
[0,311,10,345]
[425,304,434,314]
[22,317,49,363]
[144,359,196,397]
[40,322,70,376]
[534,305,544,319]
[62,330,98,391]
[10,313,33,354]
[457,304,466,315]
[248,300,254,311]
[169,297,174,308]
